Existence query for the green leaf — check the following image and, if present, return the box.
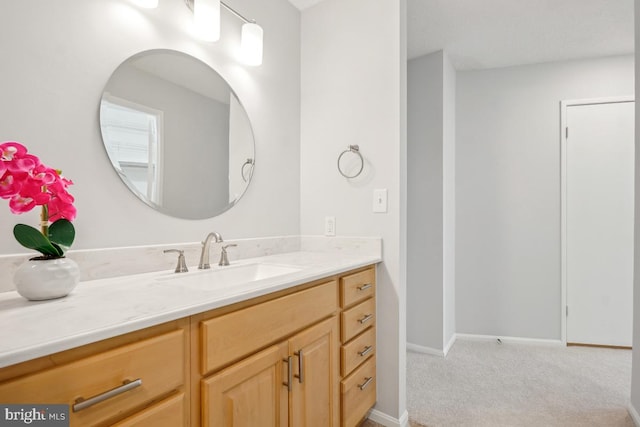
[49,219,75,252]
[13,224,62,257]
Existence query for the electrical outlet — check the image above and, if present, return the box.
[325,216,336,236]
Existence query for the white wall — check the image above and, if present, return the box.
[442,53,456,348]
[0,0,300,254]
[456,55,634,339]
[630,0,640,416]
[407,52,444,350]
[300,0,407,422]
[407,50,456,354]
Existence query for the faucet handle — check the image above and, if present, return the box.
[219,244,237,266]
[164,249,189,273]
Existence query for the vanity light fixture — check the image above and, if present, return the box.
[240,21,263,66]
[185,0,263,66]
[193,0,221,42]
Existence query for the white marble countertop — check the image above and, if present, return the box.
[0,250,380,368]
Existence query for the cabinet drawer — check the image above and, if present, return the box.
[341,327,375,377]
[112,393,185,427]
[0,329,185,427]
[201,280,338,374]
[341,356,376,427]
[341,298,375,343]
[340,267,375,308]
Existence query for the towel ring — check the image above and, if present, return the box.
[337,145,364,178]
[241,158,254,182]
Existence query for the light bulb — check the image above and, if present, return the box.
[240,22,263,66]
[194,0,220,42]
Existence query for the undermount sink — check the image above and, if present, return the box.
[155,262,301,290]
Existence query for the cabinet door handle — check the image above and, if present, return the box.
[357,283,372,291]
[358,314,374,324]
[294,350,304,383]
[358,345,373,357]
[358,376,373,391]
[283,356,293,391]
[73,378,142,412]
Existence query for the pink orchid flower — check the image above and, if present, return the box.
[9,194,37,214]
[0,172,21,199]
[18,179,51,206]
[0,142,27,161]
[1,140,76,218]
[29,164,57,187]
[8,154,39,174]
[0,143,38,175]
[0,143,75,217]
[48,197,77,222]
[2,141,77,258]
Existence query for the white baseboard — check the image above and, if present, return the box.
[629,404,640,426]
[407,334,458,358]
[455,333,563,347]
[443,333,457,356]
[407,342,444,357]
[408,333,561,357]
[368,409,409,427]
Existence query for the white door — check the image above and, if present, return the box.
[564,99,634,347]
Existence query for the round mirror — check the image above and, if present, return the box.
[99,49,255,219]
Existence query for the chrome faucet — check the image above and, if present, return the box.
[163,249,189,273]
[219,244,237,266]
[199,232,223,269]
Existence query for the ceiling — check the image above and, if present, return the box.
[288,0,634,70]
[287,0,324,10]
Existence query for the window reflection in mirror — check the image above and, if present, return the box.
[100,95,163,206]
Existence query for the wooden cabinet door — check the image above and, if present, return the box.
[112,393,185,427]
[289,317,339,427]
[202,342,289,427]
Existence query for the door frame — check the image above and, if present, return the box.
[560,95,635,345]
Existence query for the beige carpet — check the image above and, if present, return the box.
[407,339,633,427]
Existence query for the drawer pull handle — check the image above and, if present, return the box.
[283,356,293,391]
[294,350,304,383]
[73,378,142,412]
[358,314,374,324]
[357,283,372,291]
[358,376,373,391]
[358,345,373,357]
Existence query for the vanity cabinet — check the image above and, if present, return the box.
[0,319,190,426]
[339,267,377,427]
[196,280,340,427]
[0,264,376,427]
[202,317,339,427]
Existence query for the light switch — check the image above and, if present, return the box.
[373,189,387,213]
[325,216,336,236]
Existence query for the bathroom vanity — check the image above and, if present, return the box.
[0,252,378,427]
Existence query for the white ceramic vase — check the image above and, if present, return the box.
[14,257,80,301]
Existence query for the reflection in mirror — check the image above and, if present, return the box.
[99,49,255,219]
